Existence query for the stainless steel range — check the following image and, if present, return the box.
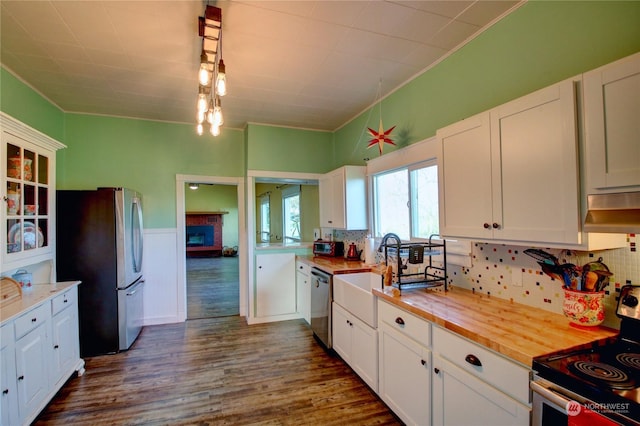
[532,285,640,425]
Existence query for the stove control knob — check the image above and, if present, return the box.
[622,294,638,308]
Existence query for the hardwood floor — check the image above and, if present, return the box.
[187,256,239,319]
[35,317,401,425]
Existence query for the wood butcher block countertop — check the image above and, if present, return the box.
[296,255,373,274]
[296,255,618,367]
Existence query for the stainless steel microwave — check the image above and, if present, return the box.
[313,241,344,257]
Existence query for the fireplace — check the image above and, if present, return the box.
[185,212,226,256]
[186,225,214,247]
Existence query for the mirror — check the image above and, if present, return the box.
[255,180,319,244]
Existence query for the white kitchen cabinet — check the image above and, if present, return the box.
[319,166,367,230]
[583,52,640,193]
[50,287,80,387]
[295,260,310,324]
[255,252,296,318]
[432,355,530,426]
[1,113,65,273]
[377,300,431,426]
[332,302,378,391]
[438,79,581,245]
[1,323,19,426]
[14,304,50,422]
[0,283,83,425]
[432,325,530,426]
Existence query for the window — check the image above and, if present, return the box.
[282,185,300,242]
[372,161,438,240]
[259,194,270,243]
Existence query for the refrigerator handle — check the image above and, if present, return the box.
[132,197,144,273]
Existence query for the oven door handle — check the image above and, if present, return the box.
[530,381,573,408]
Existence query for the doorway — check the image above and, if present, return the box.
[176,175,246,322]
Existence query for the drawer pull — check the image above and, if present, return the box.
[395,317,405,326]
[31,318,37,323]
[2,389,8,395]
[433,368,440,374]
[54,344,59,349]
[465,354,482,367]
[64,298,68,303]
[421,359,426,366]
[18,375,24,381]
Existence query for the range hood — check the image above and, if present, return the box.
[584,191,640,234]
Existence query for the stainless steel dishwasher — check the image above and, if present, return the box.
[310,267,333,349]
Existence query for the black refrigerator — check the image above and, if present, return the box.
[56,187,145,357]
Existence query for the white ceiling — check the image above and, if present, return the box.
[0,0,522,132]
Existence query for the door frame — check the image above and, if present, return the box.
[176,174,246,321]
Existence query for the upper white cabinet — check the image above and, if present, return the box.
[583,52,640,193]
[438,80,581,245]
[319,166,367,230]
[1,113,65,273]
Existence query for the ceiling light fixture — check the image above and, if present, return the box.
[196,5,227,137]
[189,183,199,190]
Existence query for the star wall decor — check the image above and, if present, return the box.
[367,118,396,155]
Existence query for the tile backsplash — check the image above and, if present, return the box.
[448,236,639,329]
[334,230,639,329]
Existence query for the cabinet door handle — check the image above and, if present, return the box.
[2,389,8,395]
[492,223,500,229]
[63,298,68,303]
[54,344,59,349]
[421,359,426,366]
[433,368,440,374]
[465,354,482,367]
[395,317,405,326]
[18,375,24,381]
[483,222,491,229]
[31,318,37,323]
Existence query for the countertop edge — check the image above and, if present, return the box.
[1,281,81,325]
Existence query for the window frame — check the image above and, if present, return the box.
[371,158,439,242]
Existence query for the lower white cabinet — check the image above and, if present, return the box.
[15,319,49,420]
[50,288,80,387]
[432,326,530,426]
[1,323,19,426]
[377,300,431,426]
[255,253,296,318]
[432,355,530,426]
[1,283,83,425]
[295,261,310,324]
[332,302,378,391]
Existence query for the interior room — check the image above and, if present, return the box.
[1,1,639,425]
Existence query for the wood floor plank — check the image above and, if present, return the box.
[35,317,401,425]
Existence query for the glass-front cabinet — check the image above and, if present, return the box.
[1,113,65,272]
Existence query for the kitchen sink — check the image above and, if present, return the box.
[333,272,380,328]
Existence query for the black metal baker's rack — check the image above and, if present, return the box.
[379,233,447,293]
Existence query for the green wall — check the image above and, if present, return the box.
[247,123,333,172]
[185,183,239,247]
[2,1,639,229]
[333,0,640,166]
[0,68,65,141]
[58,114,245,228]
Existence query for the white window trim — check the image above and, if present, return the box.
[366,136,472,267]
